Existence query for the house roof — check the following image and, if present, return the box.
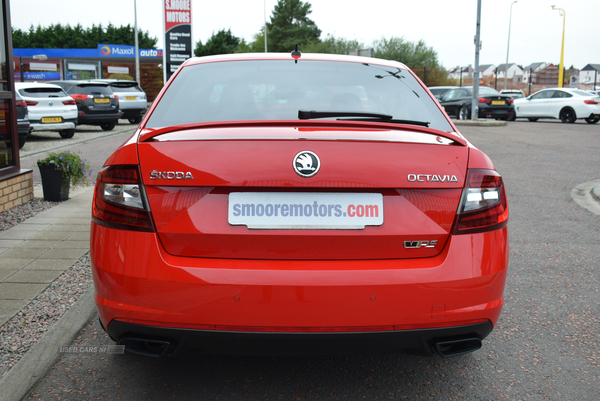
[525,62,546,70]
[581,64,600,71]
[495,63,517,72]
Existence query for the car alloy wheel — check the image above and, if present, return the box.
[458,105,470,120]
[527,118,538,122]
[559,108,576,123]
[585,116,599,124]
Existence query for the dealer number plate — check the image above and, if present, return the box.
[94,98,110,103]
[229,192,384,229]
[41,117,62,123]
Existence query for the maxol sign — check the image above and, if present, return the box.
[97,44,163,58]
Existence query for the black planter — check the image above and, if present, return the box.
[38,162,70,201]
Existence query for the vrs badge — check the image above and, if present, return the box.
[404,240,438,248]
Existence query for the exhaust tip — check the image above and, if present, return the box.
[118,337,173,357]
[434,337,482,358]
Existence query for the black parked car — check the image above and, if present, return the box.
[49,80,121,130]
[15,92,31,148]
[439,86,515,120]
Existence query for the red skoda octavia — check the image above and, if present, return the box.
[91,52,509,358]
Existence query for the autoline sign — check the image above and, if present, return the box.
[97,44,163,58]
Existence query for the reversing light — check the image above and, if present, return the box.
[453,169,508,234]
[92,165,154,232]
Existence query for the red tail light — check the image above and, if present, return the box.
[478,98,491,104]
[62,99,76,105]
[71,94,88,101]
[16,100,28,108]
[507,98,514,104]
[112,95,119,100]
[584,99,598,105]
[25,101,38,106]
[92,166,154,232]
[453,169,508,234]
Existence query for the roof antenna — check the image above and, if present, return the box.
[291,44,301,64]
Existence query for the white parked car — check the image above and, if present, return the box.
[14,82,78,138]
[512,88,600,124]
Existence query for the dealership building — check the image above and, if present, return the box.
[13,44,164,101]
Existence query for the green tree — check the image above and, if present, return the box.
[373,36,439,67]
[194,29,241,57]
[267,0,321,53]
[303,34,364,54]
[236,30,268,53]
[11,24,157,49]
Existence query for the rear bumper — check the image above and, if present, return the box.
[478,107,514,118]
[78,112,121,124]
[91,224,509,356]
[108,319,493,357]
[30,118,77,131]
[119,108,146,119]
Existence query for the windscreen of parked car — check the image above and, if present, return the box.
[146,60,454,132]
[109,83,144,93]
[18,87,69,98]
[72,85,113,95]
[478,87,501,96]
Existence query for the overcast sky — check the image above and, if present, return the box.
[10,0,600,70]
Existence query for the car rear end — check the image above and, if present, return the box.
[67,82,121,127]
[91,54,509,358]
[15,92,31,148]
[478,87,515,120]
[15,83,77,133]
[573,90,600,122]
[101,80,147,124]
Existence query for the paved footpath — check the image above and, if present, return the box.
[0,186,96,401]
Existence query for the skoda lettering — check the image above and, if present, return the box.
[150,170,194,180]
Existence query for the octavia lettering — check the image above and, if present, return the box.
[407,174,458,183]
[150,170,194,180]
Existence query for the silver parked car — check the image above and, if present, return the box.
[96,80,147,124]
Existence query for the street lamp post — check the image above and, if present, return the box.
[504,1,517,90]
[134,0,141,84]
[264,0,268,52]
[551,5,566,88]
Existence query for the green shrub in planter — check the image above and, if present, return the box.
[37,151,93,201]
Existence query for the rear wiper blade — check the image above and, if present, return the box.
[341,118,430,127]
[299,110,393,120]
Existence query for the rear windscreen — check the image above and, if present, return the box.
[109,84,143,93]
[19,88,68,98]
[74,85,113,95]
[146,60,453,132]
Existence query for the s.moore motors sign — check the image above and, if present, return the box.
[163,0,192,82]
